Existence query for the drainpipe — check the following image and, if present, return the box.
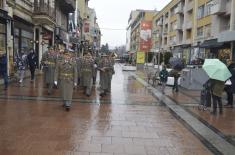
[230,0,235,61]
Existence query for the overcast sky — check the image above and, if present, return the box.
[89,0,171,49]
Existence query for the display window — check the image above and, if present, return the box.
[0,23,6,54]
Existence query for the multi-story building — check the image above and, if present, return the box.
[210,0,235,61]
[130,10,156,53]
[153,0,235,64]
[126,10,141,53]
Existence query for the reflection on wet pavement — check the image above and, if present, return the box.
[0,64,212,154]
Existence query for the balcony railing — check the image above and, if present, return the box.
[34,1,55,21]
[211,0,226,15]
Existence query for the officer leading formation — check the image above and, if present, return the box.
[39,46,115,112]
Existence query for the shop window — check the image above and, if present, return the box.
[0,23,6,54]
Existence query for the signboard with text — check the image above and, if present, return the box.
[137,52,145,64]
[140,21,152,52]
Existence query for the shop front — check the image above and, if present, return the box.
[13,16,34,55]
[0,8,13,75]
[0,9,7,56]
[41,27,53,55]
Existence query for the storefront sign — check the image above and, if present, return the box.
[137,51,145,64]
[140,21,152,52]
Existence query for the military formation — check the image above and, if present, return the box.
[41,46,115,111]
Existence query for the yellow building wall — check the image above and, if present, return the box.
[170,15,177,22]
[198,0,207,6]
[144,12,156,21]
[169,31,176,36]
[197,16,212,27]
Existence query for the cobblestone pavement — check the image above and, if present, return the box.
[0,64,213,155]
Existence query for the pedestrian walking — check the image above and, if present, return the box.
[41,47,57,94]
[15,49,27,84]
[171,69,180,92]
[27,48,37,82]
[224,79,233,108]
[54,50,77,111]
[210,79,225,115]
[159,65,168,94]
[0,51,8,90]
[98,53,113,97]
[79,52,94,96]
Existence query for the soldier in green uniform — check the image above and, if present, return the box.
[54,50,77,111]
[41,47,57,94]
[98,53,113,97]
[79,52,95,96]
[107,53,115,92]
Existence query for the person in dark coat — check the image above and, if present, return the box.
[159,65,168,94]
[0,52,8,90]
[171,69,180,92]
[210,79,225,115]
[224,79,233,108]
[27,48,37,82]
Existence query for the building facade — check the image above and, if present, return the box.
[152,0,235,64]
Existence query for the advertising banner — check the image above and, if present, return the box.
[140,21,152,52]
[137,51,145,64]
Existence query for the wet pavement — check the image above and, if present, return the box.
[136,68,235,154]
[0,64,226,155]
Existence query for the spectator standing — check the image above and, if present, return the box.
[0,51,8,90]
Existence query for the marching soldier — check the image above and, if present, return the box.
[41,47,57,94]
[107,53,115,92]
[98,53,113,97]
[54,49,77,111]
[79,52,95,96]
[93,55,99,85]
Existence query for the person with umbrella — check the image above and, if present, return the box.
[203,59,232,115]
[169,57,183,92]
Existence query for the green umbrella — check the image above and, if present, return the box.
[202,59,232,81]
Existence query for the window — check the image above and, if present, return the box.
[0,0,3,8]
[197,27,203,37]
[206,0,214,16]
[197,5,205,19]
[205,24,211,38]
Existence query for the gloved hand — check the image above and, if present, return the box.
[54,81,58,85]
[74,83,77,86]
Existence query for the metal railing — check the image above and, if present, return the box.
[33,1,55,21]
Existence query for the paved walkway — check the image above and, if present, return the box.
[0,64,213,155]
[136,69,235,154]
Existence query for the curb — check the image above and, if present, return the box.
[133,73,235,155]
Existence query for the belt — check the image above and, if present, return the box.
[60,73,73,77]
[82,69,92,72]
[46,61,55,65]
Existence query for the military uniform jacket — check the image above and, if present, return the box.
[79,57,94,87]
[54,56,78,101]
[98,58,112,90]
[41,51,57,84]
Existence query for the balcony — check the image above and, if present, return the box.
[33,1,56,25]
[175,3,184,14]
[183,21,192,29]
[157,20,163,26]
[59,0,76,13]
[211,0,226,15]
[7,0,33,12]
[186,0,193,12]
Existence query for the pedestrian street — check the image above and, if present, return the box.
[0,64,215,155]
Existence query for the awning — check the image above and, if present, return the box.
[200,39,224,48]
